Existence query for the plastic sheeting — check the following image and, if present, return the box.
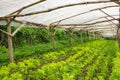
[0,0,119,36]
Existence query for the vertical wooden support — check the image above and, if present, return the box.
[7,19,14,62]
[117,28,120,47]
[94,32,97,39]
[100,34,102,39]
[96,33,98,39]
[49,26,55,50]
[92,32,95,39]
[117,4,120,48]
[68,28,73,46]
[88,31,91,40]
[98,34,100,39]
[79,30,83,43]
[99,33,101,39]
[86,31,89,40]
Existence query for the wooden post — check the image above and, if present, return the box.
[49,26,55,50]
[86,31,89,40]
[88,30,91,40]
[93,32,96,39]
[94,32,97,39]
[117,28,120,47]
[99,33,101,39]
[7,19,14,62]
[68,28,73,46]
[92,32,94,39]
[117,4,120,48]
[96,33,98,39]
[79,30,83,43]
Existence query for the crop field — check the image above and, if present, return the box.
[0,1,119,80]
[0,40,120,80]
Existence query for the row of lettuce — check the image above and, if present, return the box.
[0,40,119,80]
[110,51,120,80]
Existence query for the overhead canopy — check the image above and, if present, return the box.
[0,0,119,37]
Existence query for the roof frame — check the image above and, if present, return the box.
[84,15,118,23]
[4,1,115,18]
[6,0,46,17]
[57,18,119,26]
[50,5,119,25]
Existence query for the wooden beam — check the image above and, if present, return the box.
[83,15,118,23]
[12,22,26,36]
[14,20,47,28]
[0,18,48,29]
[90,29,114,31]
[5,1,116,18]
[7,19,14,62]
[90,27,115,30]
[99,9,118,21]
[105,17,118,30]
[0,29,12,36]
[57,18,119,26]
[111,0,119,5]
[105,17,118,27]
[7,0,46,16]
[57,24,117,29]
[50,5,118,25]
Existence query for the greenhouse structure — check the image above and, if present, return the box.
[0,0,120,80]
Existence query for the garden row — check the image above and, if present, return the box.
[0,40,119,80]
[0,26,97,65]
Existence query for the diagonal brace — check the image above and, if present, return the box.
[99,9,118,21]
[12,22,26,36]
[0,29,12,36]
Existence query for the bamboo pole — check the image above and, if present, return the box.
[7,19,14,62]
